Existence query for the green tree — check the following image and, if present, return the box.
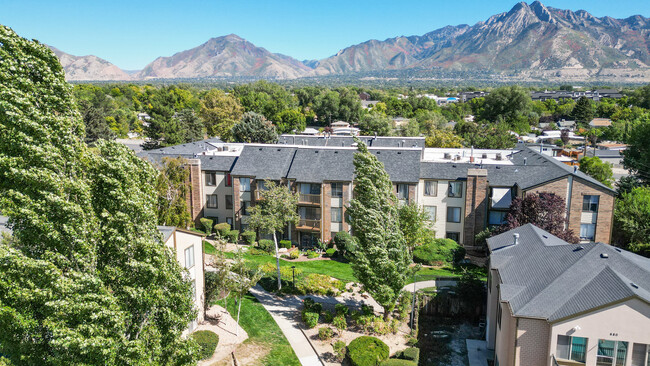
[199,89,244,139]
[276,108,307,134]
[358,112,392,136]
[155,156,192,228]
[614,187,650,257]
[578,156,614,188]
[247,180,299,290]
[313,90,340,125]
[398,202,433,253]
[231,112,278,143]
[622,117,650,185]
[572,96,595,125]
[347,138,411,320]
[176,108,205,142]
[79,100,116,143]
[425,129,464,148]
[480,86,532,130]
[0,26,198,364]
[229,249,262,335]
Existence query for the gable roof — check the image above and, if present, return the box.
[488,224,650,322]
[287,148,356,183]
[230,145,297,180]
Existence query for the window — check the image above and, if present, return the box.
[424,181,437,196]
[331,208,342,223]
[257,180,267,191]
[446,231,460,242]
[331,183,343,198]
[225,195,233,209]
[496,302,502,329]
[631,343,650,366]
[240,178,251,192]
[424,206,436,222]
[580,223,596,241]
[225,173,232,187]
[583,195,600,212]
[300,183,321,195]
[205,172,216,186]
[448,181,463,198]
[184,246,194,269]
[489,211,507,226]
[447,207,461,223]
[206,194,218,209]
[241,201,250,216]
[396,184,409,200]
[557,335,587,363]
[598,339,628,366]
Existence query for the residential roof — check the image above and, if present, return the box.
[277,135,425,148]
[230,145,297,180]
[370,149,422,183]
[142,138,224,155]
[158,226,175,243]
[197,155,238,172]
[589,118,612,127]
[287,149,356,183]
[487,224,650,322]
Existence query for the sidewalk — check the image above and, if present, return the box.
[466,339,489,366]
[249,285,324,366]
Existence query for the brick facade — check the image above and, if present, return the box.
[232,177,241,230]
[568,178,615,243]
[342,183,350,233]
[525,178,569,201]
[186,159,203,226]
[322,183,331,243]
[515,318,551,366]
[463,169,488,247]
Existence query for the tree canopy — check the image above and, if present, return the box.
[579,156,614,188]
[622,116,650,185]
[614,186,650,257]
[230,112,278,144]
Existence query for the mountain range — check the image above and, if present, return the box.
[48,1,650,82]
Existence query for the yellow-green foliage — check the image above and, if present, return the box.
[261,262,303,278]
[296,273,345,296]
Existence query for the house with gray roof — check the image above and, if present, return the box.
[486,224,650,366]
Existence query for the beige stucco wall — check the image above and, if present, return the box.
[164,229,205,333]
[202,171,234,226]
[495,301,518,366]
[416,179,465,242]
[515,318,551,366]
[550,298,650,366]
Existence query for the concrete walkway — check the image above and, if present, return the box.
[249,285,324,366]
[401,279,458,293]
[466,339,489,366]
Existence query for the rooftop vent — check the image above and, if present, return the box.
[600,253,609,259]
[513,233,519,246]
[496,153,503,161]
[631,282,639,289]
[573,245,584,252]
[524,157,527,166]
[482,153,488,159]
[574,166,578,173]
[444,153,451,160]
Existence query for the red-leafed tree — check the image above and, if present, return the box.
[499,192,580,243]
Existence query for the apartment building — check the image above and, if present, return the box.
[486,224,650,366]
[139,135,616,248]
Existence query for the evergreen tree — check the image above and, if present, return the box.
[347,138,411,320]
[572,96,595,124]
[231,112,278,144]
[622,117,650,185]
[0,26,198,364]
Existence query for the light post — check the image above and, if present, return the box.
[410,272,417,330]
[292,266,296,288]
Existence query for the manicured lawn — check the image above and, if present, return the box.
[203,241,216,255]
[216,293,300,366]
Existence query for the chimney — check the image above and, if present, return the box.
[513,233,519,246]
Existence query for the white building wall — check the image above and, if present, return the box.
[416,179,465,242]
[202,171,234,226]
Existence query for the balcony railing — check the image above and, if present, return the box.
[297,219,321,230]
[299,193,320,205]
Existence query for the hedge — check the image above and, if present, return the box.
[241,231,256,245]
[412,238,462,266]
[379,359,416,366]
[214,223,230,238]
[302,311,319,328]
[394,347,419,364]
[191,330,219,360]
[279,240,292,249]
[258,239,274,252]
[226,230,239,243]
[199,218,213,235]
[347,336,389,366]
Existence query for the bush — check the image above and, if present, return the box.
[214,223,230,238]
[303,297,323,314]
[289,250,300,259]
[325,248,337,257]
[258,239,274,252]
[394,347,420,364]
[334,231,357,257]
[199,218,213,235]
[347,336,389,366]
[361,304,374,316]
[226,230,239,243]
[412,238,461,266]
[318,327,334,340]
[335,303,350,316]
[297,274,345,296]
[261,262,302,278]
[302,311,319,328]
[333,314,347,331]
[191,330,219,360]
[323,310,334,323]
[306,250,320,259]
[247,247,267,256]
[333,340,347,362]
[380,360,416,366]
[279,240,292,249]
[241,230,256,245]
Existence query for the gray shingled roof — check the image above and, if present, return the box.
[487,224,650,322]
[142,138,224,155]
[157,226,175,243]
[372,149,422,183]
[230,145,297,180]
[287,149,356,183]
[277,135,424,148]
[197,155,237,172]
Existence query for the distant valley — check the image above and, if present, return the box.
[46,1,650,83]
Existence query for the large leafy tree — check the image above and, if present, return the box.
[479,85,532,130]
[347,139,411,320]
[398,202,433,253]
[622,117,650,185]
[425,129,463,148]
[499,192,579,243]
[579,156,614,188]
[0,26,197,364]
[358,112,392,136]
[199,89,244,139]
[155,156,192,228]
[275,108,306,134]
[230,112,278,144]
[247,180,299,290]
[613,186,650,257]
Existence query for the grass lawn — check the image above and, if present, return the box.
[203,241,216,255]
[216,293,300,366]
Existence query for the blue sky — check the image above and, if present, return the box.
[2,0,649,70]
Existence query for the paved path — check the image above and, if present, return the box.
[249,285,324,366]
[402,279,458,293]
[466,339,489,366]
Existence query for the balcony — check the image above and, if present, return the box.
[298,193,320,206]
[296,219,321,231]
